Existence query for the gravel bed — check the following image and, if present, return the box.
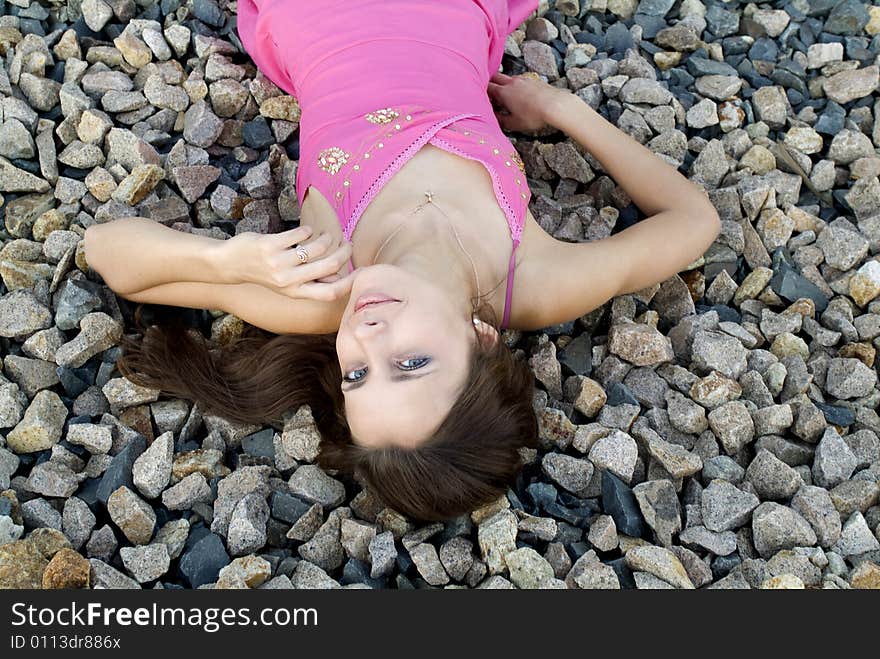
[1,0,880,590]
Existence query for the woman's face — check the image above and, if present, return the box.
[336,264,477,449]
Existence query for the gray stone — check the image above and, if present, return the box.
[745,449,803,500]
[633,480,681,547]
[812,427,859,488]
[701,480,760,532]
[751,502,818,558]
[132,430,173,499]
[227,492,270,556]
[120,543,170,583]
[588,429,638,483]
[288,465,345,508]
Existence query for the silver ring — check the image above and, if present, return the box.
[295,246,309,264]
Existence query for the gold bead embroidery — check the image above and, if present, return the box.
[479,138,485,144]
[510,151,526,173]
[344,180,350,187]
[493,148,500,154]
[516,178,522,184]
[317,146,350,175]
[521,192,527,198]
[336,192,343,199]
[395,124,401,130]
[506,161,512,166]
[378,142,384,148]
[353,165,360,170]
[405,115,412,120]
[365,153,370,158]
[463,131,470,135]
[365,108,400,124]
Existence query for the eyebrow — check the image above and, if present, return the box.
[341,370,435,392]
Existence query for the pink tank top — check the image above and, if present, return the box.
[237,0,538,329]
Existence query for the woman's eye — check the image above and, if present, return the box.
[399,357,430,370]
[343,367,367,383]
[342,357,429,382]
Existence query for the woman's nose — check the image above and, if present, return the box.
[353,319,385,339]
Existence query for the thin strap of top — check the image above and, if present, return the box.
[502,239,520,330]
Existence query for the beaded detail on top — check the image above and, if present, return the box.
[316,146,351,175]
[314,104,530,234]
[365,107,401,124]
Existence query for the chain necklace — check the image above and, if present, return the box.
[369,191,508,311]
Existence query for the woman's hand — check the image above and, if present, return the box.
[217,225,357,302]
[487,71,575,132]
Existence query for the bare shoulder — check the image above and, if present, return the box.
[509,208,627,331]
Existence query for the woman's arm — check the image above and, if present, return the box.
[83,217,228,296]
[118,280,345,335]
[489,73,722,327]
[545,93,722,297]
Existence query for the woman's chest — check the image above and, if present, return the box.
[298,143,517,270]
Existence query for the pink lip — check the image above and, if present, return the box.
[354,294,400,313]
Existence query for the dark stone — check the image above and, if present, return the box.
[178,532,231,588]
[606,382,639,407]
[769,261,829,313]
[544,501,591,527]
[75,476,102,511]
[749,37,779,61]
[266,518,291,548]
[183,521,212,551]
[574,31,603,49]
[506,487,526,512]
[161,0,182,17]
[242,117,274,149]
[95,435,147,507]
[526,482,558,511]
[19,19,44,36]
[633,13,668,40]
[722,36,754,56]
[685,57,739,78]
[341,558,386,588]
[556,521,583,546]
[607,556,637,589]
[557,333,592,377]
[814,400,856,427]
[601,472,646,537]
[57,366,92,398]
[395,549,414,575]
[395,574,416,590]
[705,4,741,37]
[813,100,846,136]
[824,0,869,36]
[269,491,311,525]
[0,498,12,517]
[636,0,676,17]
[711,552,742,580]
[773,69,808,94]
[695,304,741,324]
[241,428,275,459]
[604,21,634,55]
[541,320,576,336]
[57,438,89,460]
[191,0,225,27]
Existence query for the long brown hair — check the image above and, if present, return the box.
[116,299,539,522]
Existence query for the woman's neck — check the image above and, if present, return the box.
[371,204,480,317]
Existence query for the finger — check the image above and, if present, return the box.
[290,241,353,282]
[280,232,337,268]
[295,269,357,302]
[494,109,512,131]
[274,224,313,247]
[491,71,512,84]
